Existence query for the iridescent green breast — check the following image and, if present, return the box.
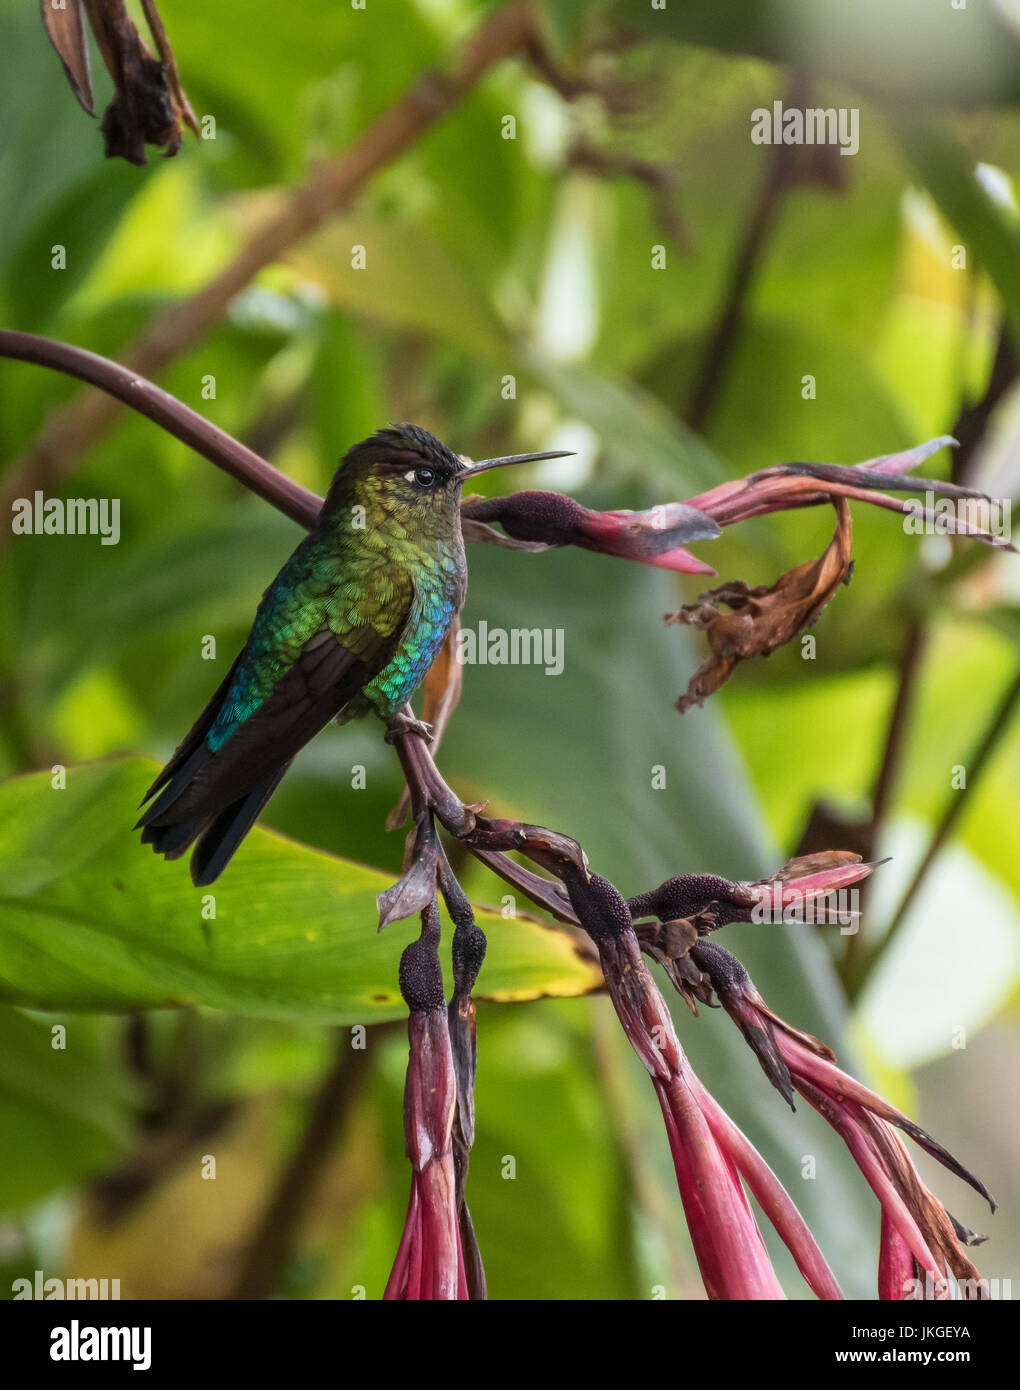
[205,508,466,748]
[362,542,465,716]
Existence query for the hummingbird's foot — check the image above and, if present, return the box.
[385,713,434,744]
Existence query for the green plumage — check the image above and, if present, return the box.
[206,485,463,750]
[138,424,472,885]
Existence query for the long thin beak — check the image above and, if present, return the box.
[462,449,574,477]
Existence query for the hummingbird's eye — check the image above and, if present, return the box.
[410,466,436,489]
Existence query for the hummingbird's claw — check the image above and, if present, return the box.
[385,713,434,745]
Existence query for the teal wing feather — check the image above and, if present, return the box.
[138,544,417,876]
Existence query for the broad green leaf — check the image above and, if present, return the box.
[0,758,601,1021]
[722,666,889,849]
[11,507,299,696]
[642,318,912,475]
[538,0,607,58]
[161,0,443,182]
[0,4,115,270]
[589,66,904,371]
[70,162,236,311]
[309,310,389,468]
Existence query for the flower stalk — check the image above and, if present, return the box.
[384,900,465,1301]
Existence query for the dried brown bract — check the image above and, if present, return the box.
[41,0,198,164]
[668,499,852,711]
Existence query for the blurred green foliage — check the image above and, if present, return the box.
[0,0,1017,1299]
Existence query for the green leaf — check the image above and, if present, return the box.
[614,0,1020,108]
[889,115,1020,342]
[291,215,507,361]
[0,4,114,270]
[0,1006,131,1212]
[539,360,724,493]
[0,759,601,1021]
[4,162,142,332]
[15,506,300,698]
[309,310,388,467]
[642,318,912,474]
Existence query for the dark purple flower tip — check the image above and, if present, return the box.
[628,872,750,926]
[560,864,632,946]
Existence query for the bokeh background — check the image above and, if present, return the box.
[0,0,1018,1299]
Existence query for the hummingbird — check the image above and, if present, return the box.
[137,424,570,886]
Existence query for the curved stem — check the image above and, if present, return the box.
[0,329,322,529]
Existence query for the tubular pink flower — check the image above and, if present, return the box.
[694,942,994,1300]
[384,1005,464,1300]
[688,1071,843,1300]
[630,852,878,932]
[654,1070,787,1299]
[560,864,842,1300]
[815,1088,942,1279]
[580,505,719,572]
[879,1212,929,1302]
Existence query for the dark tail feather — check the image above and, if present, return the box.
[189,762,292,887]
[137,758,286,879]
[135,743,213,828]
[140,656,242,806]
[139,814,209,859]
[137,635,357,880]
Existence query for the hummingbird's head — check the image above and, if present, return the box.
[320,424,571,536]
